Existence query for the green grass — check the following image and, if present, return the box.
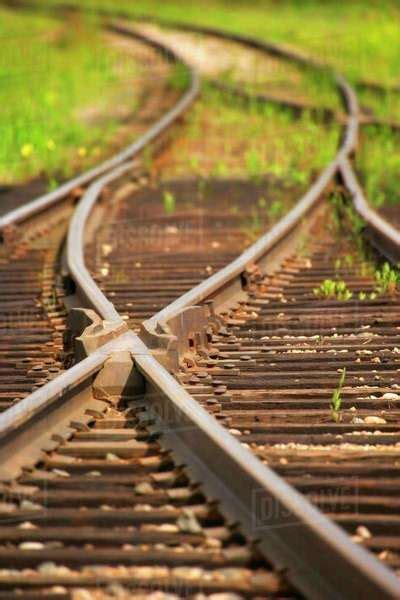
[374,262,399,296]
[39,0,399,220]
[219,62,340,111]
[358,88,400,121]
[46,0,400,85]
[164,84,339,186]
[313,279,353,301]
[0,6,139,185]
[6,0,397,213]
[148,22,341,110]
[357,125,400,207]
[162,190,176,214]
[331,367,346,423]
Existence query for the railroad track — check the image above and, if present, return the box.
[175,207,400,567]
[0,218,67,415]
[84,177,297,332]
[0,18,193,411]
[0,6,400,599]
[0,393,291,598]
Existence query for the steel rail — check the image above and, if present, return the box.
[62,20,400,600]
[0,331,138,481]
[66,19,201,320]
[67,162,134,322]
[141,73,358,340]
[335,68,400,261]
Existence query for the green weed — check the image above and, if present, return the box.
[313,279,353,301]
[331,368,346,423]
[189,155,201,175]
[168,62,190,91]
[142,146,153,173]
[374,262,399,296]
[163,190,176,214]
[164,83,338,188]
[258,197,267,209]
[358,125,400,209]
[329,192,369,263]
[266,199,284,220]
[214,160,228,177]
[344,254,354,269]
[245,148,264,181]
[47,176,59,192]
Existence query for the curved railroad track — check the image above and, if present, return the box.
[0,6,400,599]
[0,17,197,412]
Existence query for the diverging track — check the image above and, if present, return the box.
[0,18,197,411]
[0,9,400,600]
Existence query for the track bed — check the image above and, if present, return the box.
[86,177,300,330]
[176,200,400,572]
[0,390,295,598]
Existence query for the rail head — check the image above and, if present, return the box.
[0,332,138,482]
[66,23,200,318]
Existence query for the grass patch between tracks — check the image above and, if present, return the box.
[158,84,339,189]
[357,125,400,208]
[358,88,400,122]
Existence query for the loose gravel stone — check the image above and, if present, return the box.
[73,590,94,600]
[356,526,372,539]
[18,521,37,529]
[106,453,120,462]
[177,509,203,534]
[364,416,387,424]
[134,482,154,495]
[20,500,42,511]
[382,393,400,401]
[19,542,44,550]
[38,562,71,576]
